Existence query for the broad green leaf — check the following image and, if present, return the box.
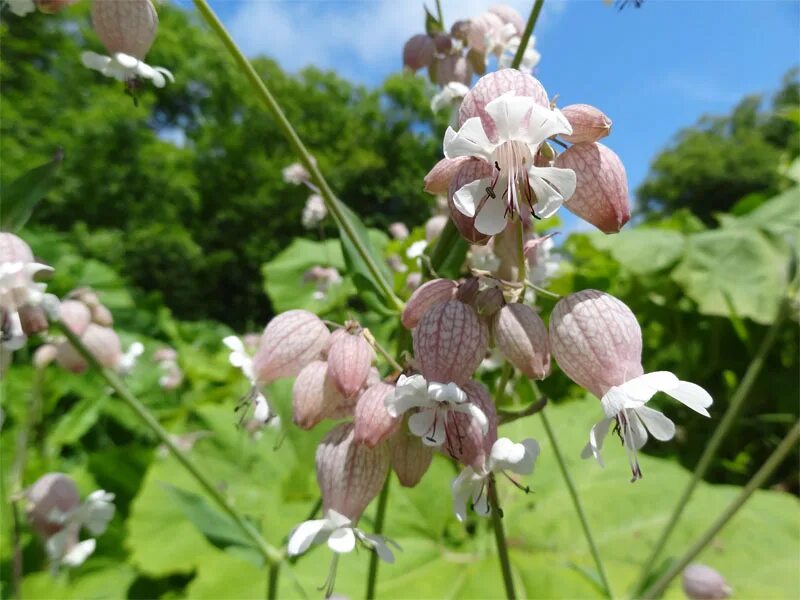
[590,229,685,275]
[48,396,110,449]
[21,562,137,600]
[427,219,468,280]
[0,152,62,232]
[671,228,788,324]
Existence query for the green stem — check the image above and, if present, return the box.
[632,298,791,595]
[641,420,800,599]
[498,396,547,425]
[365,473,391,599]
[54,321,282,565]
[267,563,279,600]
[488,474,516,600]
[540,409,614,598]
[192,0,402,312]
[511,0,545,70]
[435,0,444,26]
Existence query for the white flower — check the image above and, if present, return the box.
[0,261,52,314]
[445,92,576,235]
[582,371,713,481]
[451,437,539,522]
[7,0,35,17]
[431,81,470,113]
[116,341,144,375]
[525,234,561,287]
[287,509,397,563]
[384,374,487,447]
[81,51,174,88]
[45,489,115,570]
[302,194,327,228]
[498,35,541,72]
[224,335,276,425]
[405,240,428,260]
[1,309,27,352]
[282,162,310,185]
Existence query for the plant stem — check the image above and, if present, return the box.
[641,420,800,599]
[540,408,614,598]
[54,321,283,565]
[488,474,516,599]
[498,396,547,424]
[632,298,791,595]
[365,473,391,599]
[515,219,527,301]
[192,0,402,312]
[267,563,279,600]
[511,0,545,70]
[435,0,444,26]
[363,328,403,373]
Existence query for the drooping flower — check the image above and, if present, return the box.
[682,564,733,600]
[443,91,576,235]
[497,35,541,72]
[0,233,53,341]
[549,290,713,480]
[431,81,470,113]
[302,265,342,301]
[451,437,539,522]
[117,341,144,375]
[223,335,275,424]
[301,194,327,228]
[282,161,310,185]
[7,0,35,17]
[251,310,330,383]
[384,374,488,447]
[524,233,561,287]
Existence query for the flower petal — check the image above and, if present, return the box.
[666,381,713,417]
[385,374,431,417]
[484,93,537,142]
[453,177,491,218]
[635,406,676,442]
[525,104,573,146]
[528,165,576,218]
[581,417,611,467]
[61,538,96,567]
[408,408,440,445]
[358,531,397,563]
[327,527,356,554]
[81,51,111,72]
[475,194,509,235]
[450,468,476,522]
[451,401,489,435]
[443,118,495,161]
[287,518,329,556]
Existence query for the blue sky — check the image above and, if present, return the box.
[198,0,798,228]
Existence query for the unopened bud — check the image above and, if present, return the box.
[403,34,435,71]
[432,53,470,86]
[91,0,159,60]
[466,12,503,55]
[475,287,505,317]
[455,277,480,304]
[18,304,48,336]
[391,428,433,487]
[682,564,733,600]
[401,278,458,329]
[292,360,348,430]
[560,104,612,144]
[252,310,330,384]
[33,344,58,370]
[56,324,122,373]
[555,143,630,234]
[413,300,487,385]
[405,272,422,291]
[316,423,390,521]
[424,215,447,242]
[58,300,92,336]
[91,304,114,327]
[549,290,643,398]
[493,304,550,379]
[433,34,452,54]
[353,382,400,448]
[388,222,409,241]
[450,20,471,42]
[326,328,375,399]
[443,380,497,469]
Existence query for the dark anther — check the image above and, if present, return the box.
[494,161,501,171]
[486,187,496,199]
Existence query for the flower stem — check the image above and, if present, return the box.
[515,218,527,301]
[498,396,547,424]
[192,0,403,312]
[435,0,444,26]
[488,474,516,599]
[267,563,279,600]
[539,408,614,598]
[54,321,283,565]
[366,473,391,599]
[363,328,403,373]
[511,0,545,70]
[631,298,791,596]
[641,420,800,599]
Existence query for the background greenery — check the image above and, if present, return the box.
[1,2,798,599]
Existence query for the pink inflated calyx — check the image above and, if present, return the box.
[292,360,348,430]
[403,34,435,71]
[391,427,434,487]
[443,380,497,469]
[59,300,92,336]
[549,290,643,399]
[493,304,550,379]
[560,104,612,144]
[458,69,549,141]
[91,0,158,60]
[353,382,400,448]
[26,473,80,539]
[555,143,630,234]
[252,310,330,384]
[326,323,375,399]
[489,5,525,35]
[424,156,473,196]
[413,300,488,385]
[316,423,390,522]
[56,324,122,373]
[402,278,458,329]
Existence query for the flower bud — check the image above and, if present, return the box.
[252,310,330,384]
[455,277,480,304]
[424,156,472,196]
[91,304,114,327]
[391,428,433,487]
[91,0,159,60]
[58,300,92,336]
[443,380,497,469]
[405,272,422,291]
[403,34,435,71]
[425,215,448,242]
[459,69,549,141]
[555,143,630,234]
[26,473,80,539]
[448,160,492,246]
[549,290,643,398]
[0,232,34,263]
[292,360,348,430]
[433,34,452,54]
[153,347,177,363]
[450,20,471,42]
[493,304,550,379]
[466,12,504,55]
[326,329,375,399]
[475,287,505,317]
[56,324,122,373]
[682,564,733,600]
[353,382,400,448]
[560,104,612,144]
[316,423,390,521]
[432,53,470,86]
[33,344,58,370]
[388,222,409,241]
[18,304,48,336]
[401,278,458,329]
[413,300,488,385]
[366,366,382,387]
[489,5,525,35]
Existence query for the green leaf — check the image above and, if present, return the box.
[590,229,686,275]
[0,151,62,232]
[428,219,467,279]
[424,6,444,35]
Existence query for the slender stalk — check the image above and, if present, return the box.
[498,396,547,425]
[488,474,516,599]
[540,409,613,598]
[434,0,444,26]
[511,0,545,70]
[494,363,514,405]
[365,473,391,599]
[515,219,527,301]
[641,421,800,599]
[192,0,402,312]
[267,563,279,600]
[363,328,403,373]
[54,321,282,565]
[632,299,791,595]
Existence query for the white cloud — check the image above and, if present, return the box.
[224,0,568,83]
